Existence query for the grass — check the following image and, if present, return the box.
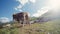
[0,19,60,34]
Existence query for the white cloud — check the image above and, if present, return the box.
[15,0,28,11]
[15,0,60,17]
[16,0,29,5]
[16,0,36,5]
[0,17,10,23]
[30,0,36,3]
[15,0,36,11]
[32,7,50,17]
[19,9,23,11]
[46,0,60,10]
[16,5,23,9]
[15,8,18,10]
[32,0,60,17]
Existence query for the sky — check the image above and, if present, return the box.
[0,0,60,23]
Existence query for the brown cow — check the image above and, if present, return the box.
[13,12,30,27]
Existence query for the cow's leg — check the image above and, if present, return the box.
[23,18,27,27]
[23,20,26,27]
[18,20,21,25]
[13,19,15,22]
[28,20,31,25]
[23,14,26,27]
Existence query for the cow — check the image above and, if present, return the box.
[13,12,30,27]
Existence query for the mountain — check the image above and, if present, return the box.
[30,17,38,21]
[35,10,60,23]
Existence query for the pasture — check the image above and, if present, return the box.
[0,19,60,34]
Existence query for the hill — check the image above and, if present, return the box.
[0,19,60,34]
[35,10,60,23]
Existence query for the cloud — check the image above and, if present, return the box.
[46,0,60,10]
[16,0,29,5]
[0,17,10,23]
[16,5,23,9]
[15,0,28,11]
[16,0,36,5]
[15,0,36,11]
[32,0,60,17]
[15,0,60,17]
[30,0,36,3]
[32,7,50,17]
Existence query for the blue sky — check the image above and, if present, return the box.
[0,0,19,19]
[0,0,60,23]
[0,0,45,22]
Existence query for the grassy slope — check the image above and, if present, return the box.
[0,19,60,34]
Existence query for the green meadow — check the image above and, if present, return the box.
[0,19,60,34]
